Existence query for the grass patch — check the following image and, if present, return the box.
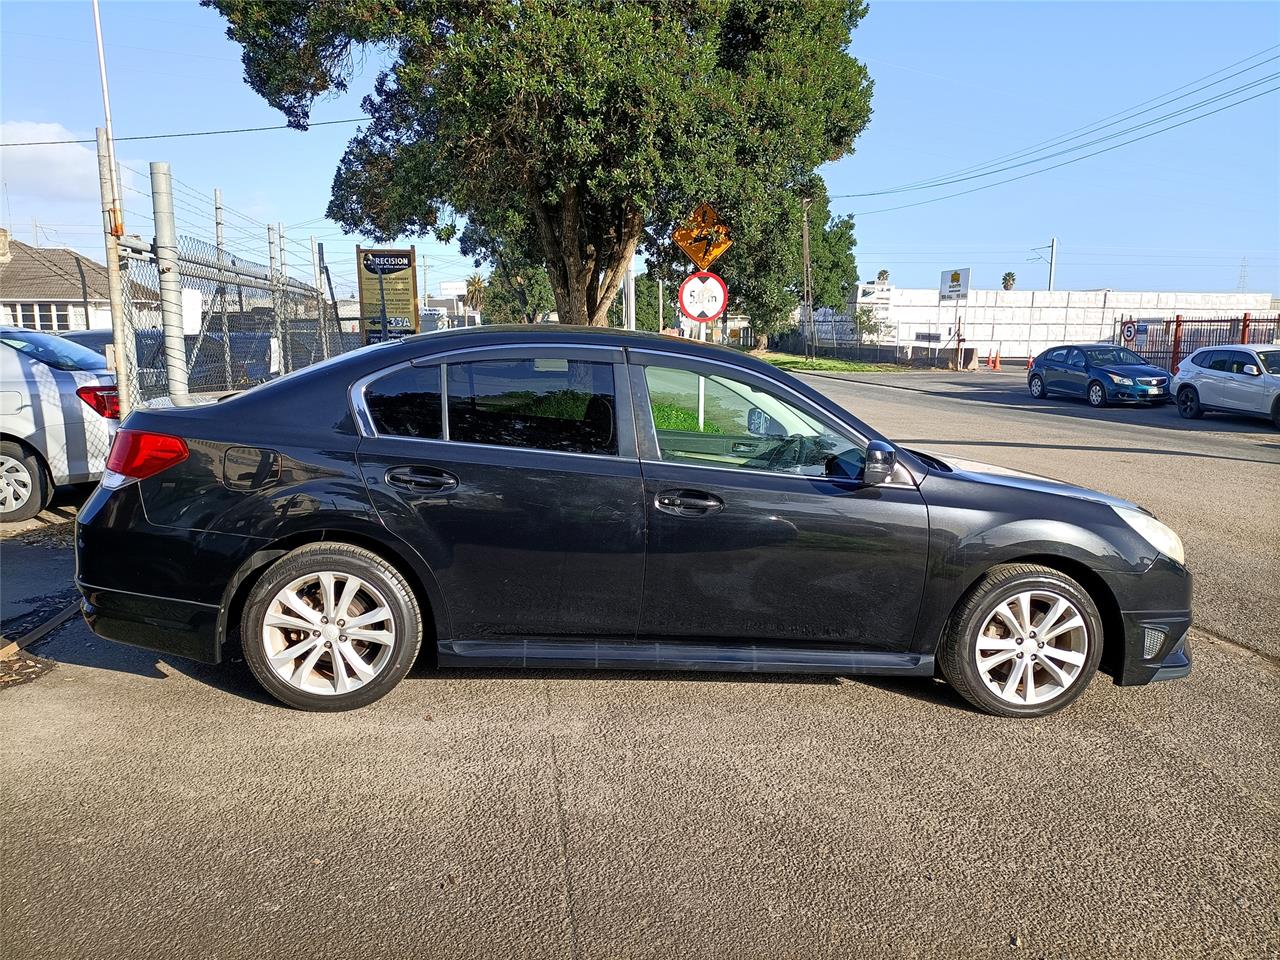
[650,401,724,434]
[754,351,902,374]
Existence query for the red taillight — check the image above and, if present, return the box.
[76,385,121,420]
[104,429,189,484]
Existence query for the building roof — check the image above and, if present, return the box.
[0,228,116,303]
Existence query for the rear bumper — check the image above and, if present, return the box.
[78,581,221,663]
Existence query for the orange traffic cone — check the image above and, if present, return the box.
[992,350,1001,371]
[1026,355,1033,370]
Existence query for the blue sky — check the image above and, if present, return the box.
[1,0,1277,298]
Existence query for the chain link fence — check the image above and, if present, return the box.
[114,232,351,409]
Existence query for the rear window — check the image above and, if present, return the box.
[446,358,617,456]
[366,364,444,439]
[0,328,109,372]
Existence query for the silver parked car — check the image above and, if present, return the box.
[0,326,120,521]
[1173,345,1280,429]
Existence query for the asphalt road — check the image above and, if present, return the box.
[2,371,1277,960]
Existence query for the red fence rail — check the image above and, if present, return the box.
[1127,313,1278,371]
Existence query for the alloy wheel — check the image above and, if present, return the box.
[0,454,33,515]
[1088,384,1105,407]
[974,589,1090,706]
[1029,376,1044,398]
[262,572,397,695]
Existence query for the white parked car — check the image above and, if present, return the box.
[1173,344,1280,429]
[0,326,120,521]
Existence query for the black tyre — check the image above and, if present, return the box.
[1272,397,1279,430]
[1086,381,1108,408]
[939,563,1104,718]
[1177,386,1203,419]
[0,440,51,523]
[241,542,423,711]
[1028,374,1046,399]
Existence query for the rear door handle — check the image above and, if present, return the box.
[385,466,458,493]
[655,489,724,517]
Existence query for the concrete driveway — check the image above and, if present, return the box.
[2,370,1277,960]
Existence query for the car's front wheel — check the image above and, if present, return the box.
[1177,386,1203,419]
[241,543,423,711]
[1087,381,1108,408]
[939,564,1103,718]
[1028,374,1046,399]
[0,441,50,523]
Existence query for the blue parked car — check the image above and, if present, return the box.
[1028,344,1172,408]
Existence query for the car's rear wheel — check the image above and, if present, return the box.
[1177,386,1203,419]
[241,543,422,711]
[939,564,1103,718]
[1271,397,1279,430]
[1028,374,1046,399]
[1087,381,1108,408]
[0,441,50,523]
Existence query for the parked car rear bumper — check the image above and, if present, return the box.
[79,581,221,663]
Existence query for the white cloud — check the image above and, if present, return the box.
[1,121,101,203]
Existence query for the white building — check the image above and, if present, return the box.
[851,283,1274,361]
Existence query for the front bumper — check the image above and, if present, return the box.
[1107,384,1170,403]
[1106,556,1194,686]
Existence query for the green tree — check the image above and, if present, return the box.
[206,0,873,326]
[876,269,890,283]
[1002,271,1016,291]
[463,273,486,314]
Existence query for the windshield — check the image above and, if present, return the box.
[0,328,109,372]
[1084,346,1147,366]
[1256,350,1280,375]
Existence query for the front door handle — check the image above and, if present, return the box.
[385,465,458,494]
[655,489,724,517]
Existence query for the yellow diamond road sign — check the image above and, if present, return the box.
[674,202,732,271]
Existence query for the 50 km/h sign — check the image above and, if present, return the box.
[679,271,728,323]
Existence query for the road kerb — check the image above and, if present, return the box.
[0,600,81,660]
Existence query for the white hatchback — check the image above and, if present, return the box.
[1172,344,1280,429]
[0,326,120,521]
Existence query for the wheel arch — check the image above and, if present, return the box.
[218,526,449,664]
[944,553,1127,680]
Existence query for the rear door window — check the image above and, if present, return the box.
[1224,351,1254,374]
[445,358,618,456]
[1046,348,1068,363]
[365,364,444,439]
[1204,351,1231,372]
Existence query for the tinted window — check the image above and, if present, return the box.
[1068,349,1086,368]
[366,364,443,439]
[1205,351,1231,372]
[1223,351,1254,374]
[0,328,109,371]
[1046,348,1068,362]
[1084,346,1146,366]
[644,364,863,477]
[446,358,617,456]
[1187,350,1211,368]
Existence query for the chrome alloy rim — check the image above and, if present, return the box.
[1029,377,1043,397]
[0,454,33,514]
[263,572,396,695]
[1089,384,1105,405]
[975,590,1089,706]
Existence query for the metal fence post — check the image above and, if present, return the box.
[1171,315,1184,372]
[278,223,293,372]
[214,188,232,390]
[150,162,190,399]
[1241,312,1251,344]
[96,128,135,416]
[267,225,282,376]
[310,236,330,359]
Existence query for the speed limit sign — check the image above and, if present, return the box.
[678,271,728,323]
[1121,321,1137,343]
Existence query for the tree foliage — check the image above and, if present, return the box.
[206,0,873,325]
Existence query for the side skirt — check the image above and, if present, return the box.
[437,639,935,677]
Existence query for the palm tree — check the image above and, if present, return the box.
[876,269,890,283]
[464,272,486,316]
[1001,271,1016,291]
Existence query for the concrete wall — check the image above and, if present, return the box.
[858,288,1274,359]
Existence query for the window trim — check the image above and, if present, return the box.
[350,343,636,460]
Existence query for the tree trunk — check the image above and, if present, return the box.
[750,332,769,353]
[529,183,641,326]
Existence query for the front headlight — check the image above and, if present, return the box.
[1106,373,1134,385]
[1113,506,1185,564]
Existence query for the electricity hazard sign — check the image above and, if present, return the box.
[674,202,733,271]
[678,271,728,323]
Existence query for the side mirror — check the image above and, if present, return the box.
[862,440,896,486]
[1242,364,1261,377]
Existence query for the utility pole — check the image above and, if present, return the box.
[623,262,636,330]
[801,198,814,359]
[658,278,664,331]
[214,188,232,389]
[150,163,190,400]
[1047,236,1057,292]
[96,128,133,415]
[311,236,330,358]
[267,225,283,374]
[278,222,294,371]
[91,0,122,237]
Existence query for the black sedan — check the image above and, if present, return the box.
[76,326,1192,717]
[1028,344,1172,407]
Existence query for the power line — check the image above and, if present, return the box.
[0,117,367,148]
[848,84,1279,216]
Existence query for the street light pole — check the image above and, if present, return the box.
[1048,236,1057,292]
